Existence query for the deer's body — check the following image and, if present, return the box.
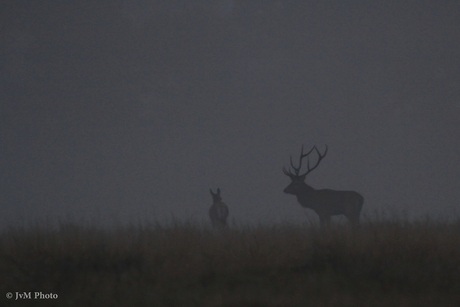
[209,188,229,228]
[283,145,363,226]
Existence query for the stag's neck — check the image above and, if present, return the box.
[296,184,318,208]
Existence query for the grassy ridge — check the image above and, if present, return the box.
[1,219,460,306]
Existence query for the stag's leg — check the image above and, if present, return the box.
[347,214,360,226]
[345,194,364,226]
[353,196,364,225]
[344,208,361,225]
[319,215,331,227]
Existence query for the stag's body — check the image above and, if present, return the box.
[285,184,363,225]
[283,145,363,226]
[209,188,229,228]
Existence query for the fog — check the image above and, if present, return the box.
[1,1,459,228]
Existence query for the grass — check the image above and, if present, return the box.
[1,218,460,306]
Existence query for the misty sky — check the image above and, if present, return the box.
[1,0,459,227]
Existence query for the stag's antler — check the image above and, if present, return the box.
[283,145,328,179]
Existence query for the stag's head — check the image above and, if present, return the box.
[283,145,328,195]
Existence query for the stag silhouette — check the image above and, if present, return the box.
[283,145,363,226]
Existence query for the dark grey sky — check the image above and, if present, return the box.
[1,0,459,227]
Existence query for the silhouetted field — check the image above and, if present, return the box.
[1,218,460,306]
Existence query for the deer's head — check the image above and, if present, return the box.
[210,188,222,204]
[283,145,328,195]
